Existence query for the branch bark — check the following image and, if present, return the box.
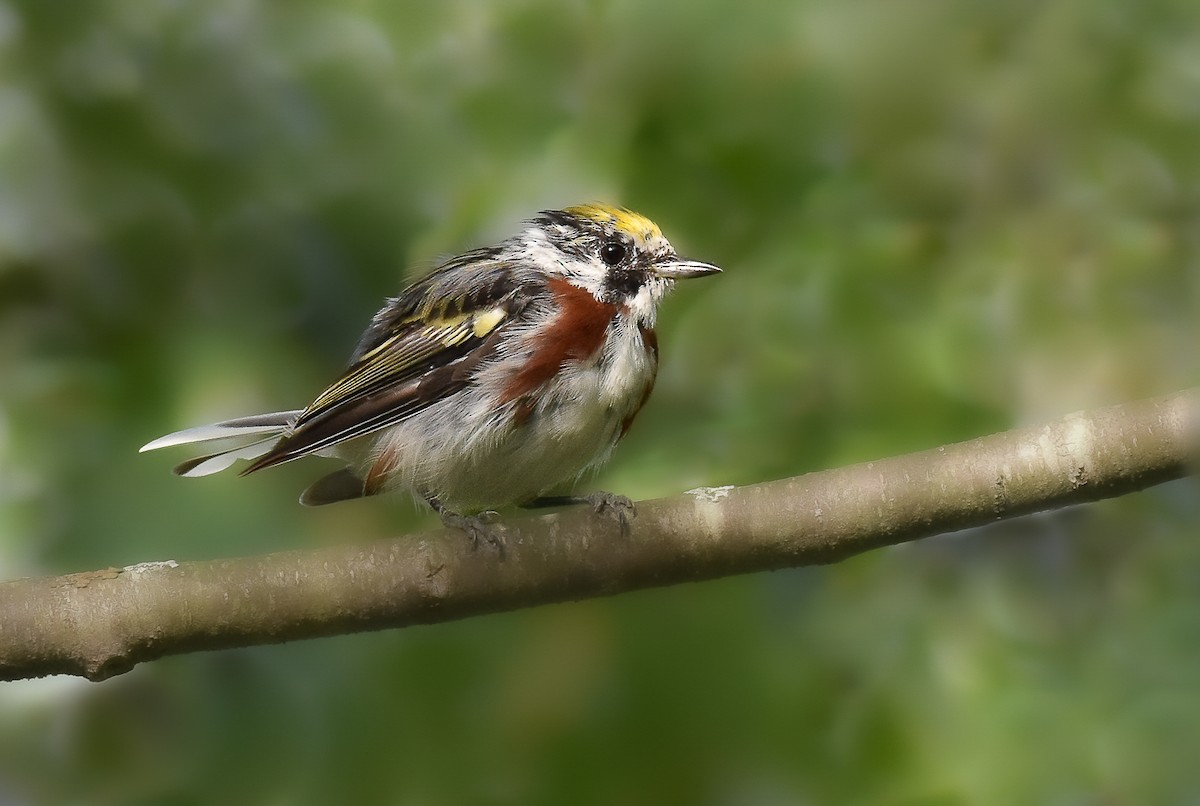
[2,390,1196,682]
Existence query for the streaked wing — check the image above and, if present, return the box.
[243,261,534,473]
[307,307,506,412]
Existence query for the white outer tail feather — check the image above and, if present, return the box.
[139,410,303,477]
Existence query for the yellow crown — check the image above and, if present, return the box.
[564,203,663,243]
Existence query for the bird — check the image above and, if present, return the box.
[141,203,721,548]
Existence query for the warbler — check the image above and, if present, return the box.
[141,203,720,546]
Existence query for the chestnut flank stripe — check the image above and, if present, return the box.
[499,278,617,404]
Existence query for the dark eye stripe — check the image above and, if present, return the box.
[603,267,649,300]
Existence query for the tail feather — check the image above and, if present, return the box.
[141,410,303,477]
[299,467,372,506]
[139,410,302,453]
[173,436,282,478]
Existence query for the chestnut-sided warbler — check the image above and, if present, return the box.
[142,204,720,546]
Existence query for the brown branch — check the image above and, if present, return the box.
[2,390,1196,682]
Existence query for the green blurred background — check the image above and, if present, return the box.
[1,0,1198,802]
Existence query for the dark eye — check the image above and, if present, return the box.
[599,239,627,266]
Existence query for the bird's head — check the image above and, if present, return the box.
[515,203,720,323]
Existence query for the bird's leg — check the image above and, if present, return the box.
[425,495,506,556]
[523,492,635,536]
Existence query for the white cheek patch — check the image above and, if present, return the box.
[517,229,608,295]
[624,279,668,327]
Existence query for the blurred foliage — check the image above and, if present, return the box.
[0,0,1197,802]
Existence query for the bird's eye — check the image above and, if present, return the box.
[599,240,627,266]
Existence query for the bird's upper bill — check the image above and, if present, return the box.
[652,258,722,280]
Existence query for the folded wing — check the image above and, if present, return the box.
[241,263,534,474]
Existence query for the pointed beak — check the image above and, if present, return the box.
[652,258,722,280]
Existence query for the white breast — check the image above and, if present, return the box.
[368,312,657,512]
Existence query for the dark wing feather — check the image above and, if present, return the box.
[348,248,512,364]
[242,259,540,473]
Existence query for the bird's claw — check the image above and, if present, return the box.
[584,491,635,536]
[438,509,507,556]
